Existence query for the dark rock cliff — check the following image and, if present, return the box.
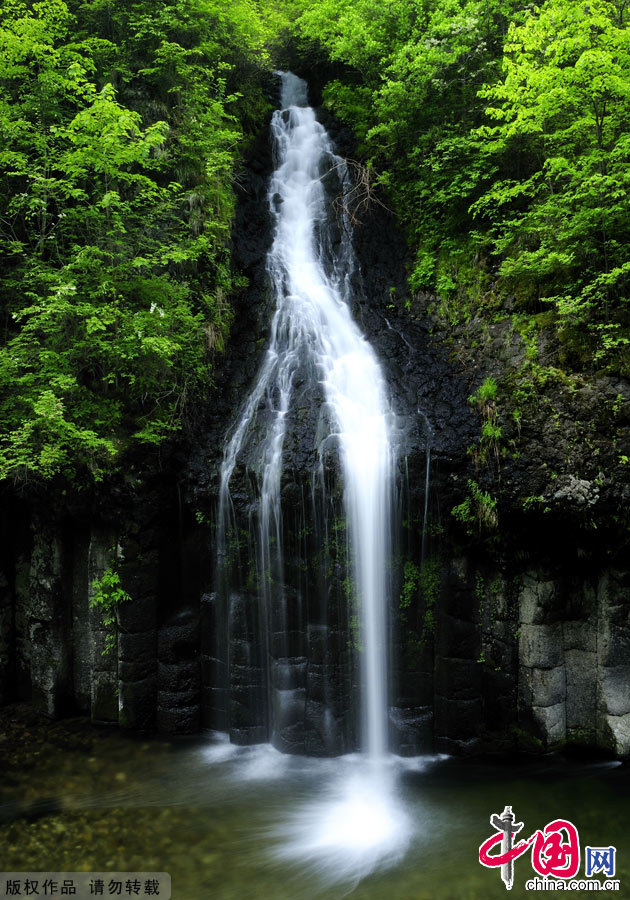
[0,93,628,760]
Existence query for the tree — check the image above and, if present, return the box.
[0,0,273,485]
[472,0,630,362]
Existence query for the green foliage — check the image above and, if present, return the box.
[468,377,503,466]
[343,572,363,652]
[397,554,441,662]
[419,555,442,640]
[469,377,498,410]
[452,479,499,534]
[473,0,630,365]
[89,565,131,656]
[4,0,628,491]
[348,612,362,653]
[400,560,420,609]
[0,0,273,486]
[481,421,502,443]
[512,725,545,752]
[294,0,523,289]
[293,0,630,373]
[521,494,544,511]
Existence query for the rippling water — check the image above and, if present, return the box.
[2,724,628,900]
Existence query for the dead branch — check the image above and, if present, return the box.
[329,159,391,228]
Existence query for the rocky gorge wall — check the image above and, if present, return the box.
[2,502,628,758]
[0,96,628,760]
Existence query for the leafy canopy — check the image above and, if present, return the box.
[293,0,630,370]
[0,0,274,485]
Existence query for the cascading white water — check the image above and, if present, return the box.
[219,71,395,760]
[211,72,419,881]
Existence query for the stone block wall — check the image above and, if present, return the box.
[1,504,629,759]
[431,560,630,758]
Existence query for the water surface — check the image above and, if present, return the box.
[2,716,627,899]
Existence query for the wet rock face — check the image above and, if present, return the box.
[157,609,200,735]
[23,525,72,718]
[0,473,178,733]
[0,99,628,760]
[180,101,630,759]
[597,572,630,755]
[186,100,480,512]
[224,592,268,746]
[179,100,482,756]
[0,571,12,706]
[200,460,358,755]
[428,562,630,758]
[186,118,277,502]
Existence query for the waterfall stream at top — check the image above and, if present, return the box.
[214,72,411,878]
[218,71,396,760]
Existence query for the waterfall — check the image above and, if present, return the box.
[217,72,396,760]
